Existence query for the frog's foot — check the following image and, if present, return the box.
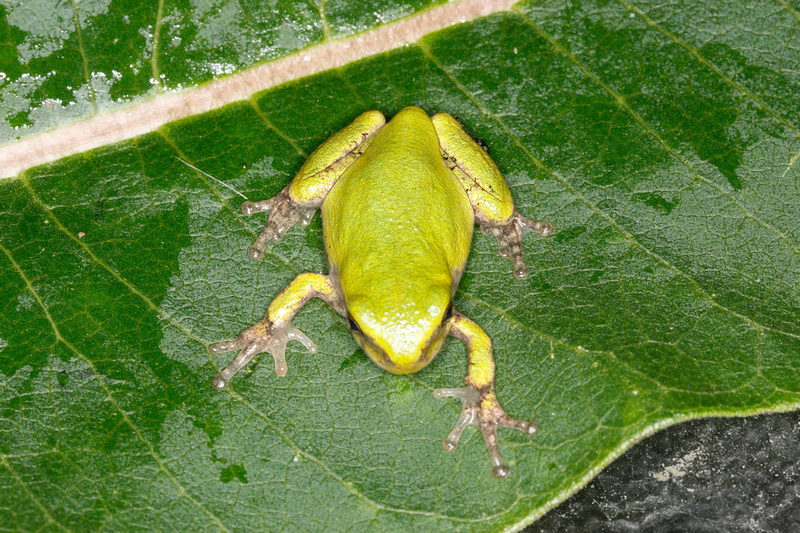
[209,319,317,389]
[433,386,537,478]
[241,186,316,259]
[481,211,552,280]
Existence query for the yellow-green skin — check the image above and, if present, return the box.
[323,107,472,374]
[209,107,552,478]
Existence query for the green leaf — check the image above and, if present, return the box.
[2,0,799,530]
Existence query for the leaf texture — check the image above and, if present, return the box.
[1,0,799,530]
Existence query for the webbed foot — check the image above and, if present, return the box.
[481,211,552,279]
[433,386,537,478]
[241,186,316,259]
[209,319,317,389]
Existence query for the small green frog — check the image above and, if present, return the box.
[210,107,551,478]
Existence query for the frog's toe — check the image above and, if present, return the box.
[515,212,553,237]
[209,320,317,389]
[481,414,537,478]
[482,211,551,280]
[433,385,536,479]
[497,413,538,436]
[208,339,242,355]
[434,387,478,451]
[241,198,274,216]
[244,187,317,259]
[211,341,265,390]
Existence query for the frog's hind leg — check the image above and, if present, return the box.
[431,113,551,279]
[433,312,537,478]
[244,110,386,258]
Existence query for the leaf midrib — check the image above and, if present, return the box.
[0,0,518,180]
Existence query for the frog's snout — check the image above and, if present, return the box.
[352,320,450,375]
[366,345,438,375]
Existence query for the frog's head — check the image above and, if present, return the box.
[345,289,454,375]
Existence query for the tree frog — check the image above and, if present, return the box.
[209,107,552,478]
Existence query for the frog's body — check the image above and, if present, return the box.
[324,109,473,373]
[209,107,552,478]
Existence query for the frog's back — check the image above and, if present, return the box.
[321,107,474,303]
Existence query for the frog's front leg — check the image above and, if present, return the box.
[431,113,552,279]
[209,273,344,389]
[244,110,386,258]
[433,312,536,478]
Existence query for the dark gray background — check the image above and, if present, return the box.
[530,411,800,532]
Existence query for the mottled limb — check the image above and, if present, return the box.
[241,112,386,260]
[241,185,315,259]
[433,313,537,478]
[209,273,343,389]
[430,113,551,279]
[433,387,536,478]
[481,211,552,280]
[209,320,317,389]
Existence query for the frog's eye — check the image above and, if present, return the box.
[347,313,361,333]
[443,302,454,322]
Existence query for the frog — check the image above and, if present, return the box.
[209,106,552,478]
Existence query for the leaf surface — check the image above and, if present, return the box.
[1,0,799,531]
